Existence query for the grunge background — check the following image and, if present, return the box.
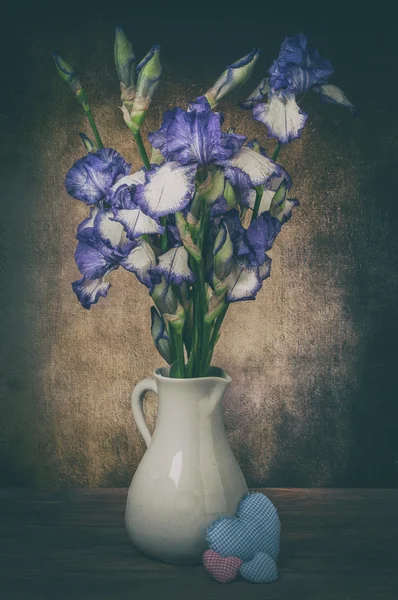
[1,3,397,488]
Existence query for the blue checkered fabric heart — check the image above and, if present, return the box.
[240,552,278,583]
[205,492,281,562]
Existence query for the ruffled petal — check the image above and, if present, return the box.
[258,189,273,213]
[269,34,334,95]
[74,239,117,279]
[276,197,300,224]
[224,146,282,186]
[149,98,244,168]
[210,195,228,218]
[105,184,134,209]
[187,96,212,113]
[106,169,147,208]
[224,166,256,209]
[113,169,146,188]
[119,240,158,289]
[134,162,197,217]
[223,210,250,256]
[93,210,125,249]
[165,108,228,165]
[72,276,111,310]
[285,64,333,96]
[253,95,308,143]
[166,220,182,247]
[259,255,272,280]
[76,207,99,241]
[112,207,164,239]
[219,131,247,156]
[225,262,262,302]
[148,108,182,155]
[258,169,292,214]
[239,77,269,109]
[248,142,293,194]
[65,148,131,205]
[312,84,356,114]
[259,175,299,224]
[151,246,195,285]
[246,212,282,263]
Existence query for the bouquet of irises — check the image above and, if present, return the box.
[54,30,355,378]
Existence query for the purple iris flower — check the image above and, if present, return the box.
[241,34,355,143]
[245,212,282,266]
[65,148,131,205]
[148,96,246,167]
[217,209,281,303]
[268,33,333,95]
[224,209,281,268]
[105,183,134,209]
[72,207,159,309]
[144,97,281,219]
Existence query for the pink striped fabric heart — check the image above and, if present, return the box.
[203,549,243,583]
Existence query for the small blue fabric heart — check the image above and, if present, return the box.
[240,552,278,583]
[206,492,280,562]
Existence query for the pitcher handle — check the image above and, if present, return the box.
[131,378,158,448]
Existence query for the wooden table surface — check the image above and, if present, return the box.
[1,488,397,600]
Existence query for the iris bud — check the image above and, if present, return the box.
[150,306,172,364]
[223,181,238,210]
[205,293,227,324]
[175,212,201,262]
[164,302,185,334]
[79,132,96,153]
[114,26,136,92]
[53,52,88,110]
[239,77,269,110]
[151,277,178,315]
[128,46,162,133]
[213,221,233,282]
[204,48,260,108]
[197,169,225,205]
[270,179,289,219]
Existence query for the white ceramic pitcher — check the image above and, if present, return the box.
[125,366,248,564]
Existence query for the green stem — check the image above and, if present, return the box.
[168,324,177,364]
[170,326,185,378]
[200,320,212,377]
[133,131,150,169]
[160,217,168,253]
[206,302,229,371]
[183,299,193,356]
[84,107,103,149]
[272,142,282,162]
[186,257,200,378]
[197,200,210,377]
[251,185,264,221]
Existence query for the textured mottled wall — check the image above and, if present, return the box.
[1,6,397,488]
